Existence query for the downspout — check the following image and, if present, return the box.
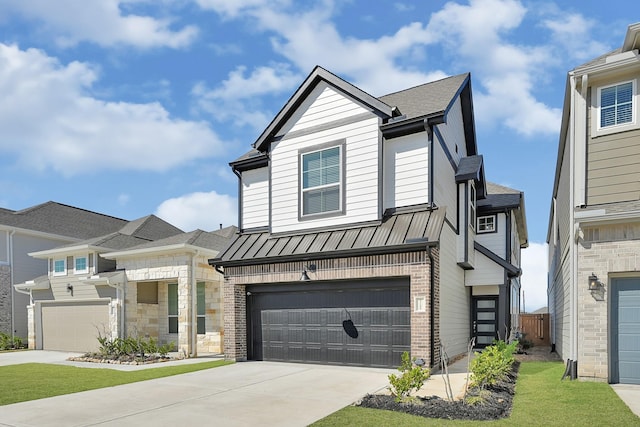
[191,250,200,358]
[9,230,16,343]
[568,72,579,379]
[427,245,435,368]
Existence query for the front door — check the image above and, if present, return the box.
[472,297,498,348]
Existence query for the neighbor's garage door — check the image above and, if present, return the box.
[41,301,110,352]
[247,279,410,368]
[612,278,640,384]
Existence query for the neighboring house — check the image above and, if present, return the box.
[15,211,235,356]
[1,202,128,341]
[211,66,528,369]
[548,22,640,384]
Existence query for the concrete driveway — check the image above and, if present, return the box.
[0,354,392,427]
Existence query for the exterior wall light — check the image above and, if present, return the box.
[588,273,603,291]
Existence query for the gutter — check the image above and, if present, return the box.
[427,246,435,368]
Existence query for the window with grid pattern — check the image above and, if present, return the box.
[600,81,633,128]
[301,145,341,216]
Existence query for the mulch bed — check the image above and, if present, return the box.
[358,361,519,421]
[68,354,175,365]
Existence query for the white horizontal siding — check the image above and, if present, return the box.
[475,213,506,257]
[439,223,470,357]
[383,133,429,209]
[271,114,380,233]
[241,167,269,229]
[465,251,504,286]
[279,83,370,135]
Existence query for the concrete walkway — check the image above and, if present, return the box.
[0,350,472,426]
[611,384,640,418]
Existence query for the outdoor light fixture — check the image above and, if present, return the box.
[66,284,73,292]
[588,273,603,291]
[300,264,317,281]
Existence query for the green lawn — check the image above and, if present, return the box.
[313,362,639,426]
[0,360,232,406]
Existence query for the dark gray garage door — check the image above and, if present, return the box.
[247,279,410,368]
[611,277,640,384]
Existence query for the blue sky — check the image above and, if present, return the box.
[0,0,636,311]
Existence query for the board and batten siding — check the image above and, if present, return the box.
[475,213,506,258]
[383,133,429,210]
[270,85,380,234]
[439,223,470,357]
[435,98,467,164]
[587,127,640,205]
[241,167,269,229]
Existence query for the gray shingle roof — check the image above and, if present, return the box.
[477,182,522,212]
[378,73,469,121]
[0,201,127,239]
[117,226,238,253]
[117,215,183,240]
[213,207,445,266]
[456,155,483,182]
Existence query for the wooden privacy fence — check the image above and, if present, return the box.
[519,313,550,347]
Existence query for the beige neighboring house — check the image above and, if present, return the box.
[103,226,236,356]
[1,202,128,342]
[15,210,236,357]
[548,22,640,384]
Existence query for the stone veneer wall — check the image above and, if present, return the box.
[120,253,224,356]
[0,265,10,335]
[578,223,640,381]
[223,249,440,365]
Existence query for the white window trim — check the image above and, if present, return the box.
[53,258,66,276]
[74,255,89,275]
[477,215,496,233]
[299,141,346,220]
[593,79,638,137]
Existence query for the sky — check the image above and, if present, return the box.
[0,0,636,312]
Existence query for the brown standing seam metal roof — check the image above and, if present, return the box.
[212,206,445,267]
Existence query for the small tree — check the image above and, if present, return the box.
[388,351,430,403]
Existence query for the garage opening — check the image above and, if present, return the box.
[41,300,110,352]
[246,278,410,368]
[611,277,640,384]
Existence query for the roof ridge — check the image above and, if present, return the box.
[378,72,469,99]
[14,201,127,221]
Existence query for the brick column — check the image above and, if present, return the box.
[223,276,246,361]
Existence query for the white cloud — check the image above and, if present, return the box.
[191,64,301,130]
[0,43,223,176]
[196,0,447,95]
[542,14,610,62]
[520,242,548,312]
[155,191,237,231]
[1,0,198,48]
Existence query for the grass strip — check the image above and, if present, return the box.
[313,362,639,426]
[0,360,232,406]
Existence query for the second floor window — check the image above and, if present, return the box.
[53,259,66,276]
[477,215,496,233]
[600,81,633,128]
[301,145,342,216]
[469,182,476,231]
[74,256,88,274]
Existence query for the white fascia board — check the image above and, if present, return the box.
[29,244,102,258]
[575,209,640,226]
[574,51,639,77]
[0,224,80,243]
[102,244,218,260]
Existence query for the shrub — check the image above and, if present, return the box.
[0,333,24,350]
[388,351,430,403]
[95,333,173,359]
[470,340,517,390]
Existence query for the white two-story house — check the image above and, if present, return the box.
[211,66,528,369]
[548,22,640,384]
